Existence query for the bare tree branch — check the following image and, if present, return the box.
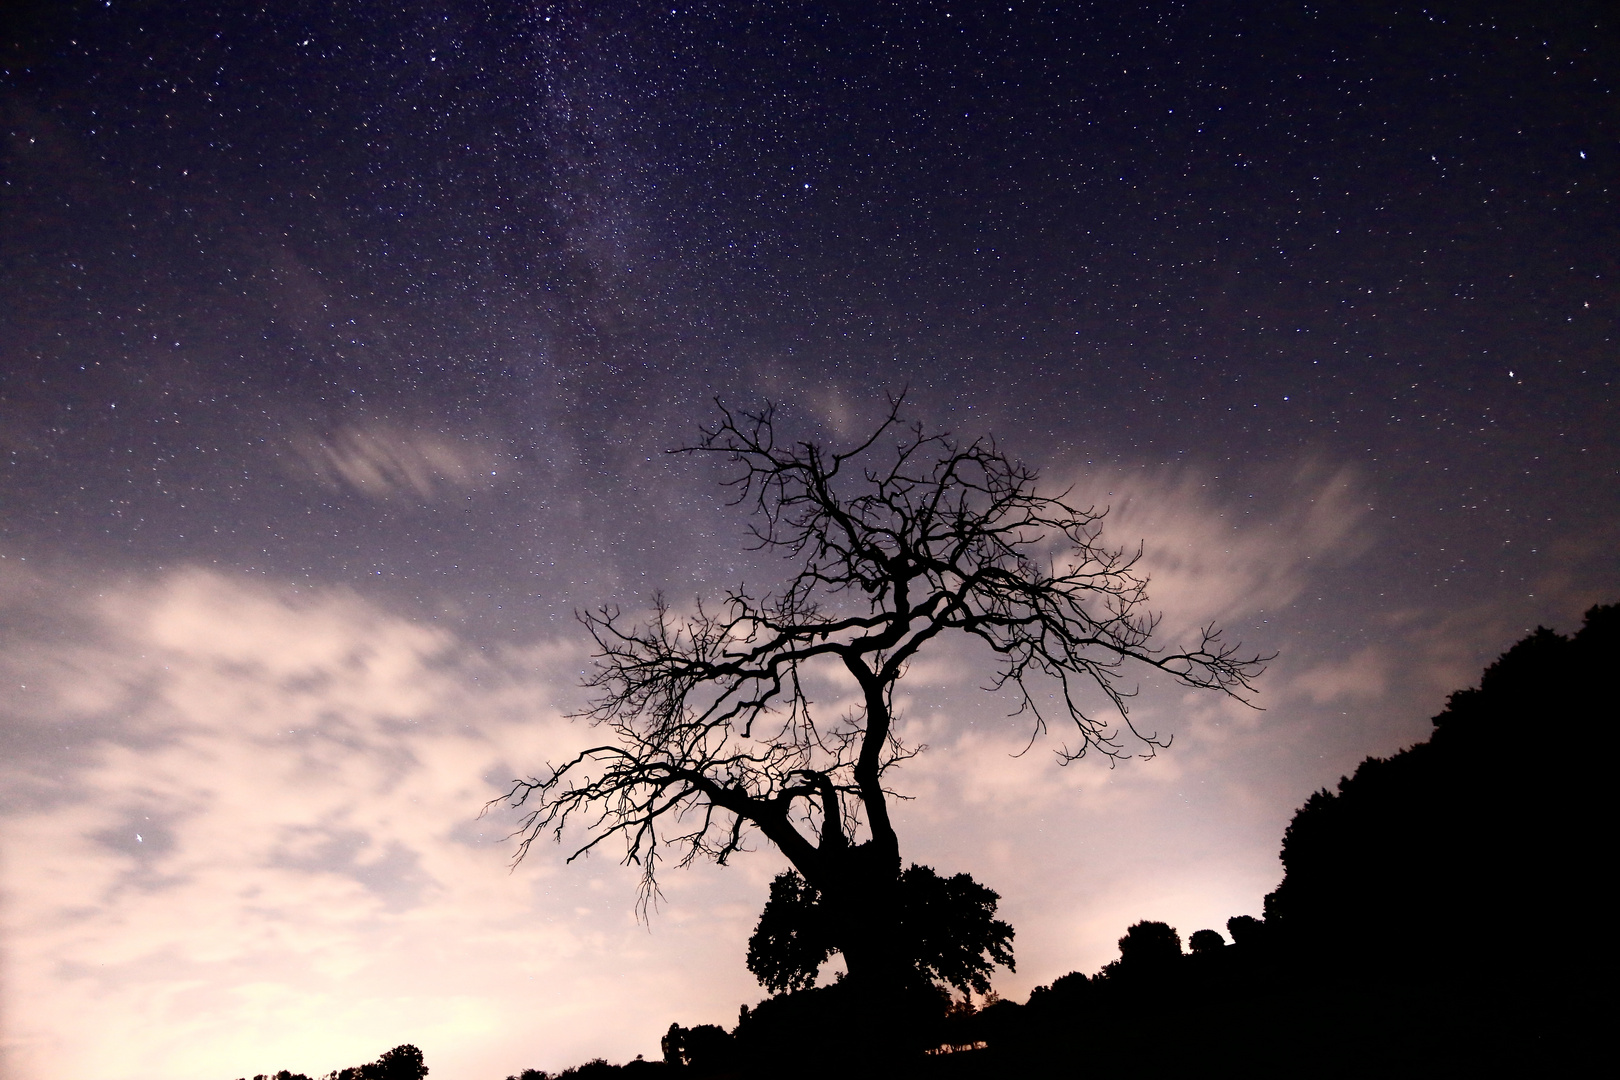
[490,398,1271,937]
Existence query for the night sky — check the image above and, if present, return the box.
[2,2,1615,1078]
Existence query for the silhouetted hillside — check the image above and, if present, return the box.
[297,607,1613,1080]
[638,606,1613,1078]
[980,604,1616,1078]
[1264,602,1613,982]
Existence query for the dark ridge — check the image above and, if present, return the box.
[254,604,1614,1079]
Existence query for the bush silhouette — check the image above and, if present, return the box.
[1224,914,1264,947]
[661,1022,732,1071]
[327,1045,427,1080]
[747,863,1013,997]
[1098,920,1181,984]
[238,1044,428,1080]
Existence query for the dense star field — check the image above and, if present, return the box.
[1,2,1614,1078]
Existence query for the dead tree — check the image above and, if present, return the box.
[495,396,1267,991]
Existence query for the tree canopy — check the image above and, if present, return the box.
[747,864,1014,995]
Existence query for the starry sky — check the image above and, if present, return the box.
[1,2,1615,1077]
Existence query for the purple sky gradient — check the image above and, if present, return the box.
[2,3,1615,1077]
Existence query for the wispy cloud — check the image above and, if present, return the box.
[1291,646,1391,705]
[1062,459,1370,634]
[286,423,507,502]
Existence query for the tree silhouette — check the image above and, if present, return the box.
[239,1044,430,1080]
[661,1022,732,1070]
[1225,914,1265,949]
[746,863,1014,995]
[745,870,833,993]
[893,864,1014,995]
[495,396,1267,990]
[329,1044,428,1080]
[1100,920,1183,982]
